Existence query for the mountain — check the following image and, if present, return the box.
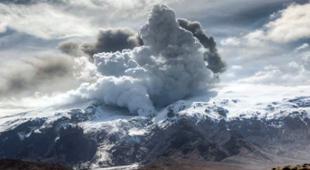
[0,86,309,169]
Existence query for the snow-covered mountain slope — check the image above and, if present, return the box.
[0,84,309,169]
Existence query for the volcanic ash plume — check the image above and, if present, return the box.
[64,5,215,116]
[177,18,226,73]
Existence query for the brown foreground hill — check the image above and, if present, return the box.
[272,164,310,170]
[0,159,72,170]
[140,156,262,170]
[141,161,310,170]
[139,154,310,170]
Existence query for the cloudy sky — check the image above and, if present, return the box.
[0,0,309,102]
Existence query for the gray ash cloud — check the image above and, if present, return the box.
[59,20,225,74]
[0,55,78,98]
[59,28,143,61]
[59,5,216,116]
[82,29,143,57]
[178,18,226,73]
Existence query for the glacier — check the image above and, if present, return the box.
[0,83,310,169]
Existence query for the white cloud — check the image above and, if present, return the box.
[0,22,7,33]
[221,2,310,48]
[0,0,180,39]
[295,43,310,52]
[218,2,310,85]
[220,37,240,46]
[242,3,310,44]
[239,49,310,85]
[265,3,310,43]
[0,0,298,39]
[0,3,96,39]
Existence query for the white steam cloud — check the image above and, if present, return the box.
[60,5,215,116]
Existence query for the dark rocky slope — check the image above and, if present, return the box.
[0,159,71,170]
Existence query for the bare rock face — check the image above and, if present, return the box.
[0,111,97,167]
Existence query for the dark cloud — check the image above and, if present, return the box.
[58,28,143,61]
[0,0,65,5]
[179,0,309,38]
[58,41,81,57]
[178,18,226,73]
[0,0,35,4]
[0,55,78,98]
[232,0,309,25]
[82,28,143,57]
[204,51,226,74]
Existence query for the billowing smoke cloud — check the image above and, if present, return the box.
[59,28,143,61]
[178,18,226,73]
[59,21,225,75]
[0,55,79,98]
[82,28,143,57]
[61,5,215,116]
